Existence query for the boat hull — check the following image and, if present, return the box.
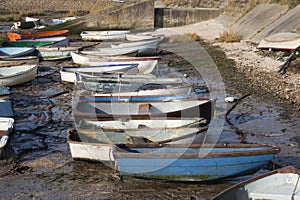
[113,144,280,182]
[67,130,115,164]
[0,47,35,58]
[110,38,160,56]
[73,98,215,123]
[0,64,38,86]
[71,52,158,74]
[2,37,69,47]
[213,166,300,200]
[80,30,130,41]
[7,30,69,41]
[35,46,80,60]
[72,126,207,144]
[0,117,14,152]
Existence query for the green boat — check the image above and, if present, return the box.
[2,37,69,47]
[2,41,54,47]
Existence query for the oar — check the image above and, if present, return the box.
[278,44,300,74]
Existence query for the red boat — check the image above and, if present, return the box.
[7,30,69,41]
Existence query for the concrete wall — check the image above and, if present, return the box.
[66,0,226,30]
[156,0,249,9]
[83,0,155,30]
[155,7,222,28]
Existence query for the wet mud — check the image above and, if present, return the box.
[0,42,299,199]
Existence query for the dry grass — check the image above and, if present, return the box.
[218,28,241,43]
[185,33,200,41]
[168,33,200,43]
[0,0,116,21]
[269,0,300,8]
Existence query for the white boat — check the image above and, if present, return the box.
[110,38,160,55]
[67,129,116,164]
[35,46,80,60]
[0,64,38,86]
[125,33,164,41]
[60,64,139,83]
[80,117,206,130]
[213,166,300,200]
[80,30,130,41]
[80,48,138,57]
[77,73,186,92]
[90,85,193,97]
[52,16,78,25]
[74,126,207,144]
[0,117,14,151]
[73,97,215,123]
[70,52,158,74]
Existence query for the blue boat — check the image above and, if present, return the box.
[0,47,35,58]
[113,143,280,182]
[79,94,190,102]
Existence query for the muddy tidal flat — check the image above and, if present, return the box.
[0,39,299,200]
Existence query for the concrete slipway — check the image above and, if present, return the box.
[232,3,300,45]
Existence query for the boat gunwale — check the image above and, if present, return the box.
[113,144,280,158]
[212,166,299,200]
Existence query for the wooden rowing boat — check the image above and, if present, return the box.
[7,30,69,41]
[72,97,215,123]
[113,143,280,182]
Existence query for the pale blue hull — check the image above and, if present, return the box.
[114,145,280,182]
[0,47,35,57]
[81,95,189,101]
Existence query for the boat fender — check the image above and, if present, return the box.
[225,97,236,103]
